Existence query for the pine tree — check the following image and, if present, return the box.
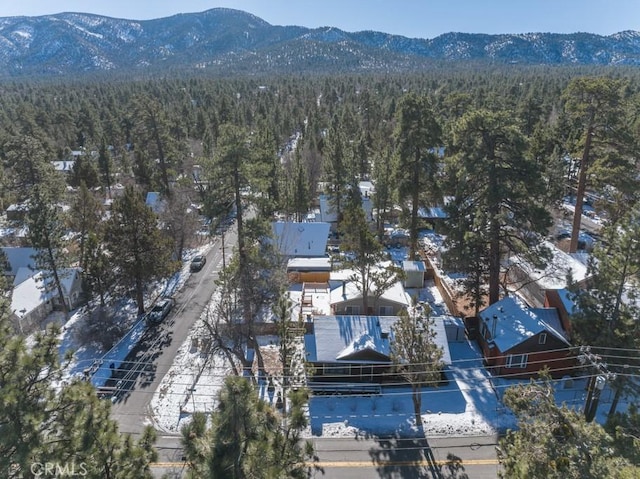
[0,301,157,479]
[562,77,631,252]
[498,375,638,478]
[181,376,315,479]
[340,185,401,315]
[444,109,552,305]
[393,92,442,259]
[69,182,103,271]
[104,186,175,314]
[390,305,444,433]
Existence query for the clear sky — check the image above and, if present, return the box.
[1,0,639,39]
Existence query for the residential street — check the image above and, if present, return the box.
[150,435,501,479]
[110,224,237,435]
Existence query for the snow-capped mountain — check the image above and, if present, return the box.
[0,8,639,78]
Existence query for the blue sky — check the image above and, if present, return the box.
[2,0,639,39]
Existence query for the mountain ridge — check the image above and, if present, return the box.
[0,8,638,78]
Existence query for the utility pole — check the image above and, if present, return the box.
[579,346,616,423]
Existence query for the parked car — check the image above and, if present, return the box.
[190,255,206,271]
[147,298,174,323]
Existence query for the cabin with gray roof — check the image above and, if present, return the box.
[271,222,331,258]
[304,314,451,390]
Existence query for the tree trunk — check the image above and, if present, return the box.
[488,154,501,305]
[47,245,69,316]
[410,150,420,260]
[489,233,501,305]
[412,384,423,431]
[135,275,145,315]
[608,383,623,417]
[569,125,593,253]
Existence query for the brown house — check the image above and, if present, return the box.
[477,296,575,378]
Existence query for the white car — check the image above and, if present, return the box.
[147,298,174,323]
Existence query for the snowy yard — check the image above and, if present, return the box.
[33,234,632,441]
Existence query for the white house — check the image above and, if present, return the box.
[10,268,84,334]
[2,247,38,283]
[329,270,412,316]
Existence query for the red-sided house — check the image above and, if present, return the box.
[544,289,577,338]
[477,296,575,377]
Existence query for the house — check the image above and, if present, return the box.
[402,260,426,288]
[417,204,449,230]
[51,160,75,173]
[476,296,575,377]
[271,222,331,258]
[5,202,29,221]
[304,314,451,387]
[505,241,590,307]
[145,192,165,215]
[329,272,412,316]
[544,289,577,338]
[319,183,375,228]
[287,257,332,284]
[2,247,38,284]
[318,195,339,226]
[10,268,84,334]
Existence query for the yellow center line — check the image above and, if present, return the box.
[151,458,499,468]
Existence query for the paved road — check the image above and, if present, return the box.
[107,217,502,479]
[150,434,501,479]
[110,224,237,435]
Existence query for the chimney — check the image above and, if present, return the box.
[491,314,498,339]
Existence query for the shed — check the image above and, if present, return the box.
[402,260,426,288]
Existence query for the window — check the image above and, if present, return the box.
[345,306,360,315]
[506,354,528,369]
[324,365,349,376]
[538,333,547,345]
[379,305,393,316]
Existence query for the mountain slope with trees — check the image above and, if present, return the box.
[1,9,640,78]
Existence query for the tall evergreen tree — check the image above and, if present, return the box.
[133,95,183,195]
[69,182,103,271]
[498,375,638,479]
[181,376,315,479]
[393,93,442,259]
[444,109,552,305]
[562,77,631,252]
[340,185,401,315]
[323,114,352,226]
[27,182,70,315]
[0,305,157,479]
[104,186,175,314]
[371,141,394,240]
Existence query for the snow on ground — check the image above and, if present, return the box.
[148,311,234,432]
[26,244,213,390]
[307,339,513,439]
[26,231,631,439]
